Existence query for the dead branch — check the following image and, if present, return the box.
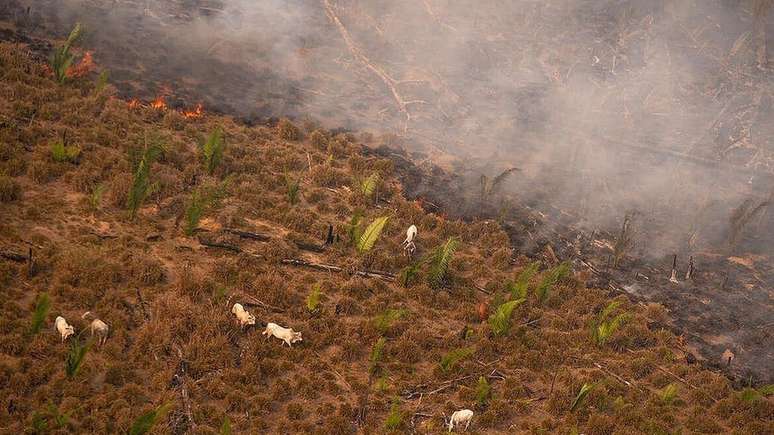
[197,236,241,253]
[0,249,28,262]
[242,295,285,313]
[323,0,427,132]
[223,228,271,242]
[281,258,395,281]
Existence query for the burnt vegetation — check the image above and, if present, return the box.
[0,14,772,435]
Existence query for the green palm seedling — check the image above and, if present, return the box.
[508,261,540,299]
[129,402,172,435]
[476,376,491,407]
[439,347,474,373]
[488,298,525,336]
[591,300,629,346]
[127,140,164,219]
[30,293,51,334]
[306,283,322,313]
[535,261,570,304]
[360,172,379,199]
[200,127,225,175]
[183,179,229,236]
[50,23,83,84]
[428,238,459,288]
[373,308,407,334]
[570,383,596,412]
[357,216,389,254]
[284,171,301,205]
[369,337,387,375]
[65,339,90,378]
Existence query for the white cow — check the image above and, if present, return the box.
[262,322,303,347]
[447,409,473,432]
[231,303,256,328]
[403,224,418,256]
[55,316,75,342]
[82,312,109,345]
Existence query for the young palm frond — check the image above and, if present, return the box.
[384,401,404,430]
[591,300,629,346]
[220,416,232,435]
[50,140,81,163]
[183,179,229,236]
[428,238,459,288]
[373,308,407,334]
[360,172,380,199]
[570,383,596,412]
[30,292,51,334]
[397,261,423,287]
[129,402,172,435]
[508,261,540,299]
[535,261,571,304]
[306,283,322,313]
[439,346,474,373]
[488,298,525,336]
[369,337,387,375]
[200,127,225,175]
[357,216,389,254]
[284,170,301,205]
[65,339,90,378]
[476,376,491,407]
[613,213,635,267]
[660,384,678,405]
[88,184,105,211]
[50,23,83,84]
[347,210,364,246]
[127,139,164,219]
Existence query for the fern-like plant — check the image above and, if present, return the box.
[535,261,571,304]
[284,171,301,205]
[369,337,387,375]
[488,298,525,336]
[591,300,629,346]
[439,346,474,373]
[200,127,225,175]
[30,292,50,334]
[476,376,491,407]
[50,140,81,163]
[508,261,540,299]
[129,402,172,435]
[373,308,407,334]
[127,140,164,219]
[65,339,90,378]
[360,172,379,199]
[570,383,596,412]
[357,216,389,254]
[428,238,459,288]
[50,23,83,84]
[306,283,322,313]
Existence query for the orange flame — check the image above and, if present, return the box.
[182,103,204,119]
[127,99,141,109]
[66,51,95,78]
[150,95,167,110]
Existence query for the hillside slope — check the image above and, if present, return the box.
[0,43,772,434]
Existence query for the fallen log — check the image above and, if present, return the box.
[223,228,271,242]
[0,249,28,262]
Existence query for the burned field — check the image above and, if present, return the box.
[1,0,774,433]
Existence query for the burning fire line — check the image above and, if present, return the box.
[126,94,204,119]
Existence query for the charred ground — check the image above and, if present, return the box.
[0,42,773,435]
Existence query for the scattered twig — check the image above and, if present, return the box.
[281,258,395,281]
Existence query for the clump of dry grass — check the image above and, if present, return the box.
[277,118,300,141]
[0,175,21,202]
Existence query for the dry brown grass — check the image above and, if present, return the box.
[0,42,770,434]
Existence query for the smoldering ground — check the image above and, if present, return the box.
[9,0,773,260]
